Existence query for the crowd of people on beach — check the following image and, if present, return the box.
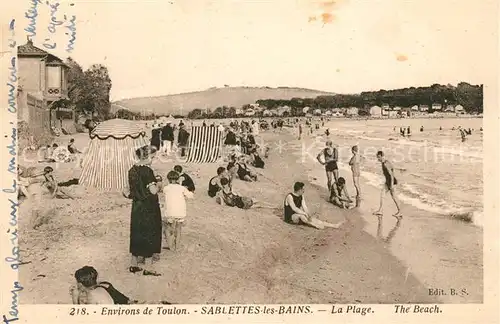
[19,113,481,305]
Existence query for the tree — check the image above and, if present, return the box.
[187,108,203,119]
[64,59,113,120]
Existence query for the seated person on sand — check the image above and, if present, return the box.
[250,151,265,169]
[40,144,56,163]
[173,165,195,192]
[216,178,273,209]
[329,177,353,209]
[68,138,82,154]
[208,166,229,198]
[226,161,249,183]
[41,166,75,199]
[235,156,258,182]
[284,182,345,230]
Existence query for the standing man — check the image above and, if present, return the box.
[373,151,402,219]
[349,145,361,207]
[316,140,339,194]
[162,122,175,155]
[177,123,190,157]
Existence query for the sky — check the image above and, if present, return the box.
[2,0,498,101]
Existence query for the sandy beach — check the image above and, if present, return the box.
[18,120,482,304]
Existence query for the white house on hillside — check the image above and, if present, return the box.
[432,103,442,110]
[388,111,398,118]
[244,109,255,116]
[370,106,382,117]
[455,105,465,113]
[346,107,358,116]
[445,105,455,112]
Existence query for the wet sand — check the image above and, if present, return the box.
[18,129,481,304]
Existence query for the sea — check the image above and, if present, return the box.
[297,117,483,227]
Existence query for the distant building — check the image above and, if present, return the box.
[369,106,382,117]
[411,105,419,111]
[445,105,455,112]
[244,109,255,116]
[17,38,69,135]
[381,104,390,110]
[388,111,398,118]
[455,105,465,113]
[303,106,311,114]
[263,110,272,117]
[313,109,322,116]
[346,107,359,116]
[432,103,442,110]
[419,105,429,112]
[393,106,402,111]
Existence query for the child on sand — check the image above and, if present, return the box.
[70,266,126,304]
[173,165,195,192]
[284,182,345,230]
[330,177,353,209]
[348,145,361,207]
[163,171,194,251]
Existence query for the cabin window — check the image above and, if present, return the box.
[47,66,61,89]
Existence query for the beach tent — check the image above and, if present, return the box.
[185,126,224,163]
[79,118,148,190]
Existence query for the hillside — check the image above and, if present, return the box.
[112,86,334,116]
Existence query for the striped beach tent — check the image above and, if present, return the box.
[79,119,147,190]
[185,126,224,163]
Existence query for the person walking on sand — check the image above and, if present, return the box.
[284,182,345,230]
[123,145,162,276]
[317,140,339,192]
[162,171,194,251]
[373,151,402,219]
[349,145,361,207]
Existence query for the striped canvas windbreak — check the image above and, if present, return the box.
[185,126,224,163]
[79,136,148,191]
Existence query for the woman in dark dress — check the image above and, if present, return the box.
[124,145,162,276]
[150,125,162,151]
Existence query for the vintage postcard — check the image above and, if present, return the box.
[0,0,498,323]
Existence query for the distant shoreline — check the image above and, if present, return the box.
[179,115,483,122]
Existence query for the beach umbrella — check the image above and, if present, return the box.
[79,118,148,191]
